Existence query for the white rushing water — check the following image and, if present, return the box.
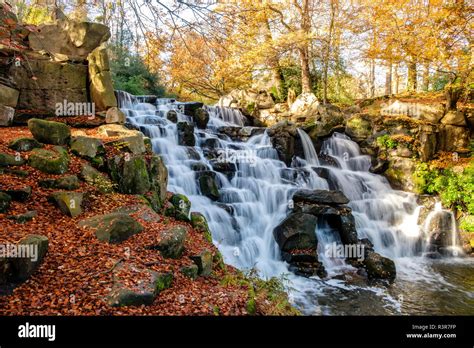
[116,91,469,315]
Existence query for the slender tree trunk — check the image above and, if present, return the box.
[322,0,336,104]
[385,61,392,96]
[263,12,285,101]
[407,59,417,92]
[422,64,430,91]
[299,0,312,94]
[369,59,375,98]
[394,63,399,94]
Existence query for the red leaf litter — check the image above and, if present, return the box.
[0,126,250,316]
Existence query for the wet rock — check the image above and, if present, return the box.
[175,102,204,117]
[48,191,83,217]
[39,175,80,190]
[369,158,389,174]
[194,108,210,129]
[191,212,212,243]
[210,160,236,179]
[80,213,143,243]
[273,213,318,251]
[8,138,43,152]
[267,121,301,165]
[165,194,191,221]
[167,110,178,123]
[177,122,195,146]
[29,147,69,174]
[28,118,71,145]
[425,211,458,251]
[363,251,396,282]
[293,189,349,205]
[197,171,220,201]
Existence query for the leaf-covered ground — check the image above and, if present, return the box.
[0,126,268,316]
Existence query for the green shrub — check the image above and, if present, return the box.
[377,134,398,149]
[460,215,474,233]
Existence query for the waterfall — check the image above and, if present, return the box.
[115,91,470,315]
[297,128,320,166]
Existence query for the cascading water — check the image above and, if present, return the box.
[117,91,474,315]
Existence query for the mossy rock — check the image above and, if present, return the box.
[190,212,212,243]
[0,152,25,166]
[29,147,69,174]
[28,118,71,145]
[148,154,168,204]
[167,194,191,221]
[345,114,373,142]
[48,191,83,217]
[1,186,31,202]
[79,213,143,243]
[181,264,199,280]
[8,138,43,152]
[155,225,187,259]
[190,249,213,276]
[154,272,173,294]
[80,164,114,193]
[70,136,104,159]
[8,210,37,224]
[39,175,80,190]
[0,192,12,213]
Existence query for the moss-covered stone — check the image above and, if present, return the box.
[80,164,114,193]
[0,152,25,166]
[0,192,12,213]
[7,210,37,224]
[8,138,43,152]
[39,175,80,190]
[190,249,213,276]
[154,272,173,294]
[345,114,373,142]
[190,212,212,243]
[364,251,396,282]
[120,155,150,194]
[167,194,191,221]
[1,186,31,202]
[79,213,143,243]
[29,147,69,174]
[181,264,199,280]
[48,191,83,217]
[154,226,187,259]
[70,136,104,159]
[28,118,71,145]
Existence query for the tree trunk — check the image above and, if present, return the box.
[322,0,337,104]
[422,64,430,91]
[407,59,417,92]
[385,62,392,96]
[264,13,285,101]
[394,63,399,94]
[445,84,463,110]
[299,47,312,94]
[369,59,375,98]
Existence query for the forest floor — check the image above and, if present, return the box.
[0,126,297,316]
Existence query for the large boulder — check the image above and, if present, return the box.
[88,44,117,111]
[438,125,471,153]
[273,213,318,252]
[190,212,212,243]
[267,121,301,165]
[79,213,143,243]
[0,84,19,108]
[381,100,445,123]
[290,92,318,114]
[384,156,417,192]
[441,111,467,127]
[29,146,69,174]
[28,118,71,145]
[424,210,460,255]
[9,235,49,282]
[345,114,373,142]
[29,20,110,61]
[303,104,344,137]
[10,60,88,119]
[0,105,14,126]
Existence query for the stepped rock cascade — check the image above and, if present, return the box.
[117,91,474,315]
